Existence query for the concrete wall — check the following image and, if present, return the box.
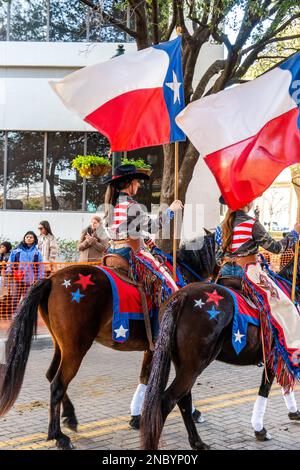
[0,210,97,243]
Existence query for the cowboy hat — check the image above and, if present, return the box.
[103,164,150,185]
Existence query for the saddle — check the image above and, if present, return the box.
[102,253,154,351]
[217,276,242,291]
[102,254,130,274]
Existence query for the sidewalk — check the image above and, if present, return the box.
[0,343,300,450]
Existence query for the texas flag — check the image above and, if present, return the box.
[50,37,185,151]
[176,52,300,210]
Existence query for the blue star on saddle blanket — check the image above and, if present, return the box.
[220,286,260,355]
[97,266,158,343]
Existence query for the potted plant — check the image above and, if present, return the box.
[71,155,111,178]
[121,157,153,176]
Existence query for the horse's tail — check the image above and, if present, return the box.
[0,278,51,416]
[141,291,187,450]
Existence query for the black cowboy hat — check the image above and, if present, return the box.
[103,164,150,185]
[219,195,226,205]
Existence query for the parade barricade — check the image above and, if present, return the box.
[0,261,101,336]
[0,251,295,333]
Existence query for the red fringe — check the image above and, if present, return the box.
[243,280,295,392]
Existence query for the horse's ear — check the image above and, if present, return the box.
[203,227,213,236]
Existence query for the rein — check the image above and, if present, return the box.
[176,258,206,282]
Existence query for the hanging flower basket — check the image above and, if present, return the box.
[121,158,152,177]
[71,155,111,179]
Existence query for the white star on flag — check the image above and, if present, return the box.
[166,71,181,104]
[62,279,71,288]
[114,325,129,339]
[194,299,205,308]
[234,330,245,343]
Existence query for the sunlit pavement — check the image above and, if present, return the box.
[0,343,300,450]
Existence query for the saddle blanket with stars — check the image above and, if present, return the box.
[194,287,260,355]
[98,266,154,343]
[221,287,260,355]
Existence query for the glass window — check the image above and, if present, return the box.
[6,132,44,210]
[0,132,4,209]
[49,0,87,42]
[85,132,110,212]
[88,0,126,43]
[46,132,84,211]
[0,1,8,41]
[127,147,164,212]
[9,0,47,41]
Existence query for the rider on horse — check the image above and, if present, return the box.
[215,196,300,278]
[103,164,183,297]
[216,196,300,438]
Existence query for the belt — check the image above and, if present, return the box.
[109,240,131,249]
[109,239,144,251]
[223,254,257,268]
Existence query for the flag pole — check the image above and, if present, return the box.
[173,141,179,280]
[172,26,182,281]
[290,165,300,303]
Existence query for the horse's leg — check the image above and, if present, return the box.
[251,366,274,441]
[129,349,204,430]
[156,368,209,450]
[282,388,300,421]
[177,392,209,450]
[45,342,78,433]
[48,352,83,450]
[129,349,153,430]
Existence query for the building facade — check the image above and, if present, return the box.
[0,0,224,244]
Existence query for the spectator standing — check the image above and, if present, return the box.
[78,216,109,262]
[38,220,58,262]
[8,231,44,312]
[0,242,12,297]
[0,242,12,265]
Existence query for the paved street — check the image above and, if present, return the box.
[0,342,300,451]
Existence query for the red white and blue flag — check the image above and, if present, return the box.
[50,37,185,151]
[176,53,300,210]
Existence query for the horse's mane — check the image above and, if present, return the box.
[178,233,216,278]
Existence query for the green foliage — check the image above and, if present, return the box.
[56,238,78,262]
[72,155,111,171]
[72,155,111,179]
[121,157,151,169]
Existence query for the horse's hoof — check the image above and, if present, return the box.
[192,409,205,424]
[56,436,74,450]
[129,415,140,430]
[191,441,210,450]
[254,427,272,441]
[288,410,300,421]
[63,416,78,432]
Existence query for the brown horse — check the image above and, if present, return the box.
[0,236,215,450]
[141,252,300,450]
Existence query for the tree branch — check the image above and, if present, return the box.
[80,0,138,39]
[151,0,159,44]
[177,0,191,37]
[192,59,226,101]
[211,29,233,52]
[164,0,177,41]
[242,12,300,56]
